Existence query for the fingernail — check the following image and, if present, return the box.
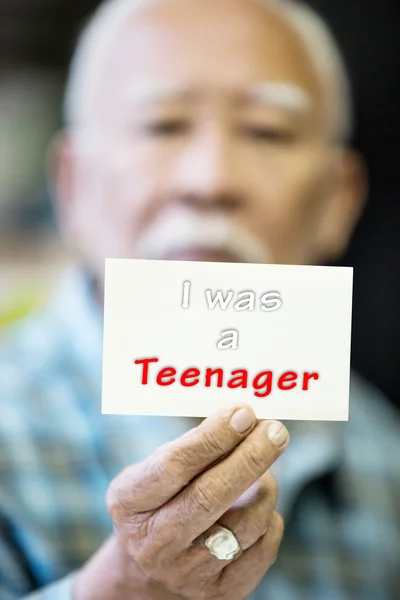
[267,421,289,447]
[230,408,255,434]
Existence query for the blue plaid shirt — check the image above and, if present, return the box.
[0,269,399,600]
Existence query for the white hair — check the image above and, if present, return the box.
[64,0,353,141]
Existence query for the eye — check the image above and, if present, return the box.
[243,126,297,144]
[142,119,190,137]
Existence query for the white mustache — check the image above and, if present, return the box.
[136,212,270,263]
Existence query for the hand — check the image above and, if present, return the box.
[74,404,289,600]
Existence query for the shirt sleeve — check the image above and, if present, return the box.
[23,574,77,600]
[0,576,76,600]
[0,536,77,600]
[0,521,77,600]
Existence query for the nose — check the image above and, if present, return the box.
[172,124,243,211]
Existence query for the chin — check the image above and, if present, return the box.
[161,248,242,263]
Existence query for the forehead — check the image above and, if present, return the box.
[98,0,324,113]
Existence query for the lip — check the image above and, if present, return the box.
[161,247,242,263]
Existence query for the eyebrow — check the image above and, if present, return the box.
[123,81,193,106]
[122,80,313,113]
[242,82,313,113]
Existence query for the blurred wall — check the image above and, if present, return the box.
[310,0,400,410]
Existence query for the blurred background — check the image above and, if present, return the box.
[1,0,399,408]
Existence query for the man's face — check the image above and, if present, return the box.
[56,0,364,283]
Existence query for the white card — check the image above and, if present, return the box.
[102,259,353,421]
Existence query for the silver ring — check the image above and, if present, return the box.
[205,525,242,561]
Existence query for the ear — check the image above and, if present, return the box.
[316,149,368,261]
[46,131,78,241]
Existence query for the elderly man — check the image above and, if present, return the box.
[0,0,399,598]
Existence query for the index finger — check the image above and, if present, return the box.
[107,404,257,514]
